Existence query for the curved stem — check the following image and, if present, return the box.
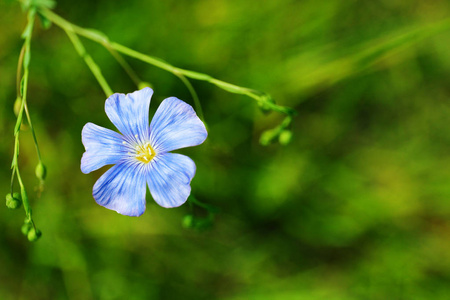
[39,8,295,118]
[104,45,141,88]
[11,8,37,231]
[64,28,113,97]
[188,195,219,213]
[16,45,25,96]
[10,168,16,196]
[22,96,42,161]
[174,72,205,122]
[17,17,43,167]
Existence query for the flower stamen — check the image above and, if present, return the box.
[135,142,156,163]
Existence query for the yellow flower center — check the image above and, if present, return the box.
[135,142,156,163]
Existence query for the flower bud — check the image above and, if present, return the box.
[35,162,47,181]
[259,129,277,146]
[6,193,22,209]
[27,227,42,242]
[14,97,22,116]
[22,218,32,236]
[21,223,31,236]
[278,130,292,145]
[182,214,194,228]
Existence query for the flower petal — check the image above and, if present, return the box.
[93,160,147,217]
[105,87,153,143]
[147,153,196,208]
[81,122,128,174]
[150,97,207,152]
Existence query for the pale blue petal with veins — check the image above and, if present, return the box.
[147,153,196,208]
[150,97,208,152]
[81,123,127,174]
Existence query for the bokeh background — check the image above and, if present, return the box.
[1,0,450,299]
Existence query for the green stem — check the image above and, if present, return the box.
[174,72,205,122]
[23,107,42,161]
[13,131,33,225]
[188,195,219,213]
[64,28,113,97]
[39,8,294,118]
[16,45,25,96]
[16,11,43,163]
[11,8,36,229]
[10,168,16,196]
[15,155,29,217]
[104,45,142,87]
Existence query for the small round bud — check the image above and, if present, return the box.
[138,82,153,90]
[21,223,31,236]
[259,129,277,146]
[182,214,194,228]
[278,130,293,145]
[22,218,33,236]
[14,97,22,116]
[27,228,42,242]
[35,162,47,181]
[6,193,22,209]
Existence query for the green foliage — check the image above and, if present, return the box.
[0,0,450,299]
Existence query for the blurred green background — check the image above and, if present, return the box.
[1,0,450,299]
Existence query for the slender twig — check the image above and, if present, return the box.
[104,45,141,87]
[38,8,295,118]
[174,72,205,122]
[64,28,113,97]
[11,8,37,231]
[16,15,43,163]
[16,45,25,96]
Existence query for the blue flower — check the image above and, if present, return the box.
[81,88,207,216]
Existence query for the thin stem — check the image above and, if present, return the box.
[99,36,207,121]
[174,72,205,122]
[64,28,113,97]
[23,103,42,161]
[11,8,36,229]
[10,168,16,196]
[14,135,32,222]
[104,45,141,87]
[16,45,25,96]
[188,195,219,213]
[15,9,43,163]
[111,42,207,119]
[39,8,294,117]
[16,166,36,232]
